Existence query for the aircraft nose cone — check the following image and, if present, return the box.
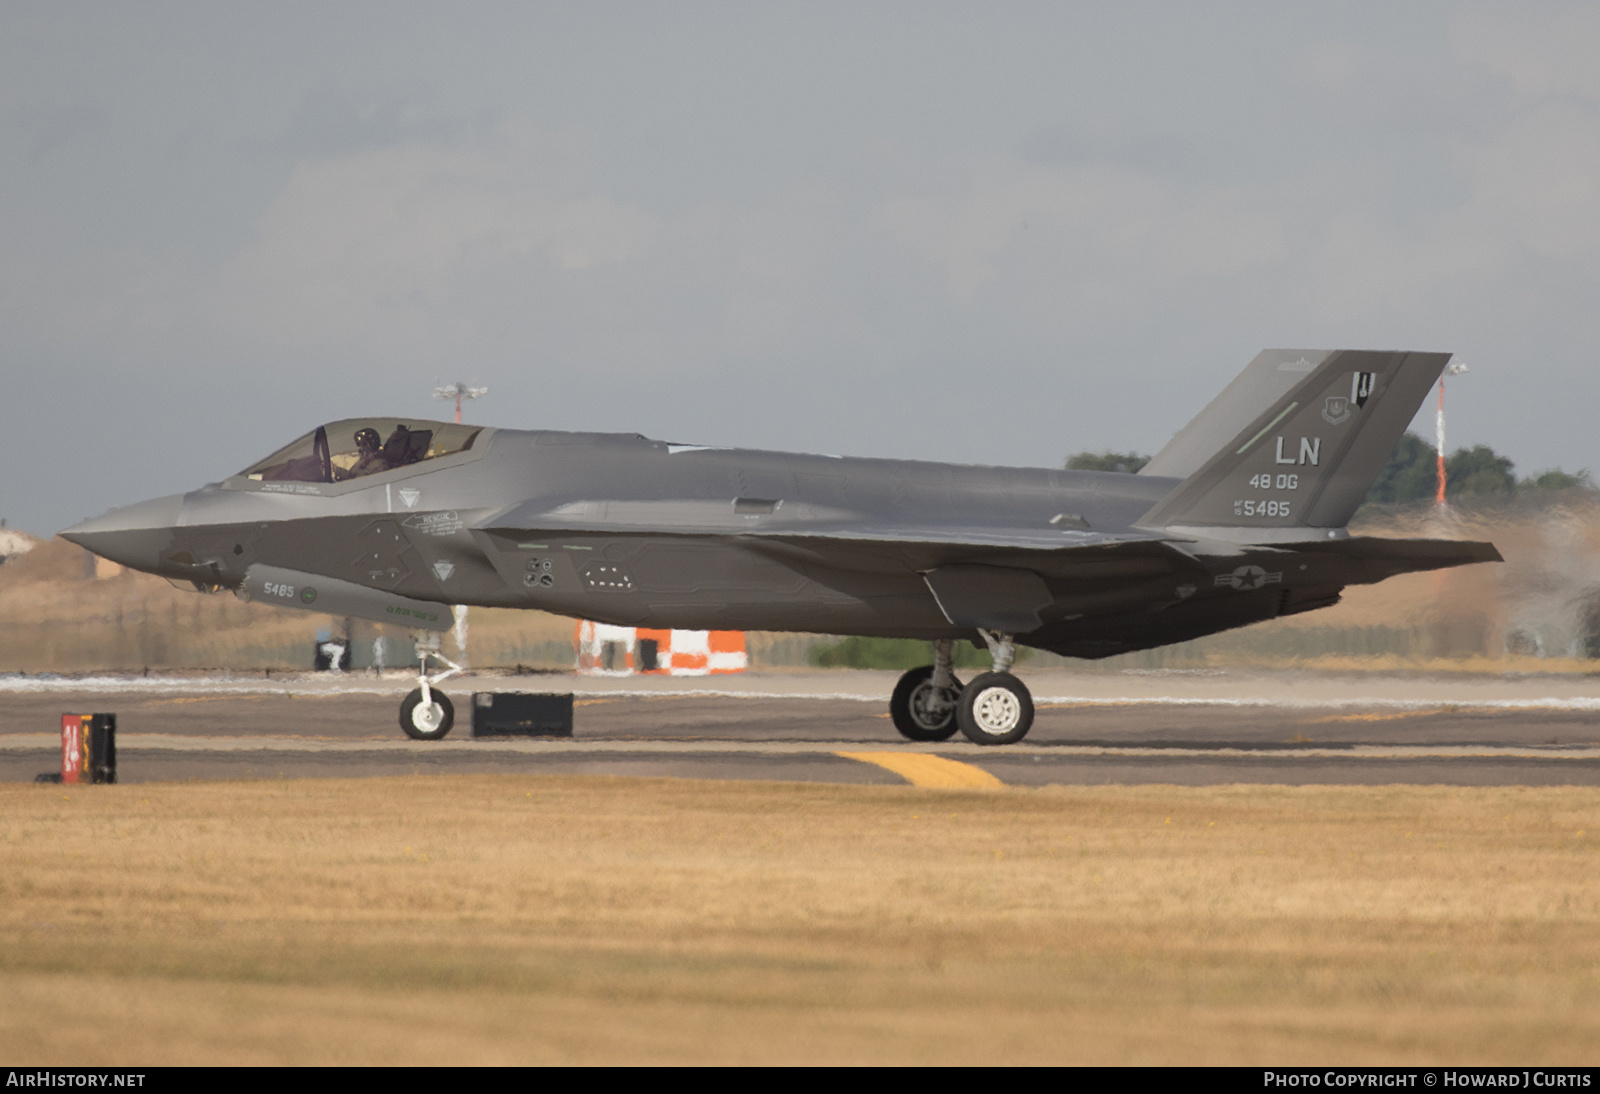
[59,493,186,575]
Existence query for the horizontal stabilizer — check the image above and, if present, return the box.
[1292,536,1503,582]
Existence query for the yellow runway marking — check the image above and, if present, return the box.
[836,751,1004,789]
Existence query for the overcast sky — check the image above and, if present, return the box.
[5,2,1600,533]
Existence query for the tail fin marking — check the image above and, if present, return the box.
[1136,349,1450,533]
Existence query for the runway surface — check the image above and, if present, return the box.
[5,668,1600,787]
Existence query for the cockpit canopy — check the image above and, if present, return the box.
[240,419,483,484]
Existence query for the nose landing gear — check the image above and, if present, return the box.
[400,633,463,740]
[888,631,1035,746]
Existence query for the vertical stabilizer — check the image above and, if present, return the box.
[1141,350,1335,480]
[1136,349,1449,534]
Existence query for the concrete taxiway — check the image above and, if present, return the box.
[4,668,1600,787]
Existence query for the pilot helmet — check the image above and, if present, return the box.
[354,427,381,451]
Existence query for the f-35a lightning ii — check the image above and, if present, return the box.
[63,349,1500,744]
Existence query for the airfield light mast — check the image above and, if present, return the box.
[433,382,488,424]
[1435,362,1470,506]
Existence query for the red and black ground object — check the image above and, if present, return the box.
[50,713,117,784]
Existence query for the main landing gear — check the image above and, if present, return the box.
[400,633,464,741]
[889,631,1034,746]
[889,640,963,741]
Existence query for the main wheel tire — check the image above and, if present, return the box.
[890,665,963,742]
[957,672,1034,745]
[400,688,455,740]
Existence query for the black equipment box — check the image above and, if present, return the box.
[471,692,574,738]
[88,713,117,783]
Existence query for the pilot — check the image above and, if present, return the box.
[343,428,391,479]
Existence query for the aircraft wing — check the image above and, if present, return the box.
[479,499,1499,588]
[479,497,1204,580]
[747,525,1209,583]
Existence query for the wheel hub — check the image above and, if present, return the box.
[908,681,957,729]
[412,702,445,732]
[971,686,1022,735]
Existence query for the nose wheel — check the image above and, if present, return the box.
[400,688,455,740]
[400,633,463,740]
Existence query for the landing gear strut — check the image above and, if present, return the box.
[889,639,963,741]
[400,632,463,740]
[956,630,1034,746]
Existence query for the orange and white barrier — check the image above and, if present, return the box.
[574,621,747,676]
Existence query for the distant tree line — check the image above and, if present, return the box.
[1065,435,1591,505]
[808,636,1022,670]
[1362,433,1591,504]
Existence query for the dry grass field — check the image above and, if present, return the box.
[3,775,1599,1065]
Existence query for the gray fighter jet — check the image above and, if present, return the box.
[63,349,1499,744]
